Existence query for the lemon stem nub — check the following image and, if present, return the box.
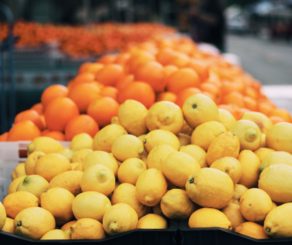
[109,221,119,233]
[189,177,195,184]
[265,227,271,233]
[16,221,22,227]
[192,104,197,109]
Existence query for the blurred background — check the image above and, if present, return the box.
[0,0,292,132]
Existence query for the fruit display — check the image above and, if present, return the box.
[0,34,291,142]
[1,93,292,242]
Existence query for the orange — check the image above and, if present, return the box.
[258,101,274,116]
[87,97,119,127]
[31,103,43,114]
[166,68,199,93]
[134,61,165,92]
[163,65,178,78]
[95,64,125,86]
[0,132,8,141]
[7,120,41,141]
[222,92,245,108]
[176,88,201,107]
[235,222,268,239]
[270,116,286,124]
[98,54,117,64]
[44,97,79,131]
[100,86,118,100]
[65,115,99,140]
[68,83,101,112]
[116,75,134,91]
[243,97,257,111]
[117,81,155,108]
[42,131,65,141]
[157,92,177,103]
[70,73,96,88]
[41,85,68,108]
[270,108,291,122]
[15,109,45,130]
[78,62,103,74]
[128,50,154,72]
[188,59,208,81]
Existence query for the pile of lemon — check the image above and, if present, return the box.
[1,93,292,240]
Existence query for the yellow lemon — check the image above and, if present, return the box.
[191,121,226,150]
[7,176,26,194]
[117,158,146,184]
[160,189,195,219]
[210,157,242,184]
[180,144,207,167]
[146,144,175,170]
[81,164,115,196]
[162,151,201,187]
[83,151,118,174]
[70,133,93,151]
[144,129,180,152]
[255,147,275,163]
[137,214,167,229]
[70,162,83,171]
[11,163,26,180]
[93,124,127,152]
[111,183,149,218]
[136,169,167,207]
[14,207,55,239]
[233,184,248,202]
[35,153,70,181]
[260,151,292,170]
[28,136,64,154]
[0,202,7,230]
[17,175,49,197]
[188,208,231,229]
[231,120,262,151]
[206,131,240,165]
[41,229,69,240]
[49,170,83,195]
[264,203,292,237]
[186,168,234,209]
[236,222,268,239]
[3,191,38,219]
[146,101,184,134]
[182,93,219,127]
[40,187,74,225]
[71,148,92,164]
[240,188,273,222]
[238,150,260,188]
[259,164,292,203]
[103,203,138,235]
[25,151,45,175]
[266,122,292,153]
[70,218,105,240]
[241,111,272,134]
[2,217,15,233]
[72,191,111,221]
[60,148,73,161]
[118,99,148,136]
[218,108,236,130]
[223,201,245,229]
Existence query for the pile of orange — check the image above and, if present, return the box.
[0,35,291,142]
[0,22,175,58]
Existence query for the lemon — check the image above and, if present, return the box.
[188,208,231,229]
[186,168,234,209]
[218,108,236,130]
[191,121,226,150]
[3,191,38,219]
[255,147,275,163]
[81,164,115,196]
[28,136,64,154]
[17,175,49,197]
[111,183,149,218]
[49,170,83,195]
[71,149,92,164]
[264,203,292,237]
[238,150,260,188]
[241,111,272,134]
[231,120,262,151]
[103,203,138,235]
[83,151,118,174]
[260,151,292,171]
[70,133,93,151]
[111,134,144,161]
[41,229,69,240]
[2,217,15,233]
[180,144,207,167]
[70,162,83,171]
[136,169,167,207]
[70,218,105,240]
[117,158,146,184]
[240,188,273,222]
[223,201,245,229]
[15,207,55,239]
[182,93,219,127]
[236,222,268,239]
[146,144,175,170]
[118,99,148,136]
[60,148,73,161]
[144,129,180,152]
[0,202,7,230]
[72,191,111,221]
[11,163,26,180]
[41,187,74,225]
[7,176,26,194]
[146,101,184,134]
[137,214,167,229]
[259,164,292,203]
[25,151,45,175]
[162,151,201,187]
[233,184,248,202]
[206,131,240,165]
[161,189,195,219]
[210,157,242,184]
[35,153,70,181]
[93,124,127,152]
